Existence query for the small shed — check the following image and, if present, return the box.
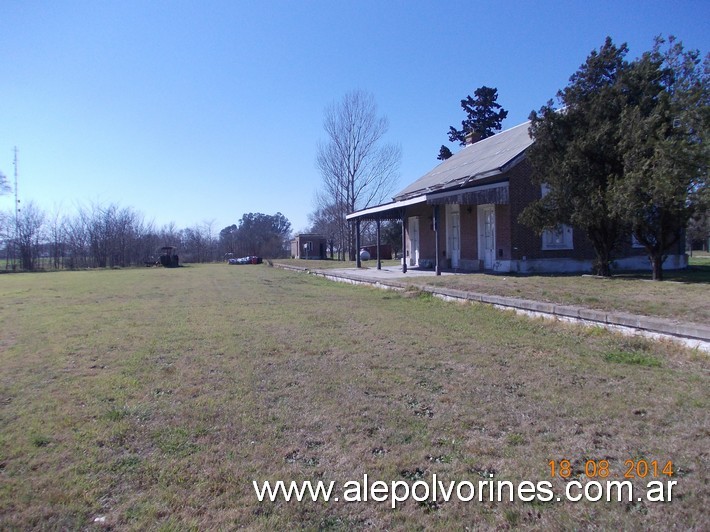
[291,234,327,259]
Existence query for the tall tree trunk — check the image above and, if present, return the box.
[588,224,620,277]
[591,240,613,277]
[651,253,664,281]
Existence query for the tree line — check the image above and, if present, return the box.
[0,201,292,271]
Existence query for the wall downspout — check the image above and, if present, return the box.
[401,207,407,273]
[434,205,441,276]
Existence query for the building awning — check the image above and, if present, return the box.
[346,196,427,222]
[426,181,509,205]
[347,181,509,221]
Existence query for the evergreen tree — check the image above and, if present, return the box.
[437,145,453,160]
[447,86,508,146]
[520,38,632,277]
[612,37,709,280]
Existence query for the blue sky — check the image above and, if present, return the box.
[1,0,708,234]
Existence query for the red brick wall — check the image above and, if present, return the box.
[508,160,597,261]
[405,204,436,263]
[495,204,511,260]
[401,156,665,269]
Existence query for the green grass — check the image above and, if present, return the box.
[0,264,708,529]
[603,350,663,367]
[395,265,710,325]
[278,254,710,323]
[688,251,710,269]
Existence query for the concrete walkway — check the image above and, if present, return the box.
[275,262,710,352]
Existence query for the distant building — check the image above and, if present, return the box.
[291,234,328,259]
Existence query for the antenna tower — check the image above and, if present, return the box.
[13,147,19,267]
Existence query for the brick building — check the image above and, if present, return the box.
[291,234,328,259]
[347,120,686,274]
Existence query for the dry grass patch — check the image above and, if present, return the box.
[0,264,708,529]
[403,267,710,325]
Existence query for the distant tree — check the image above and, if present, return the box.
[0,211,10,262]
[315,90,401,260]
[219,224,239,257]
[47,207,65,269]
[0,171,10,195]
[183,225,209,263]
[0,171,11,267]
[64,211,90,268]
[447,86,508,146]
[380,220,402,257]
[611,37,709,280]
[437,145,453,161]
[689,166,710,251]
[520,38,632,277]
[16,201,45,271]
[308,203,340,259]
[159,222,181,249]
[60,202,153,268]
[235,212,291,258]
[688,202,710,251]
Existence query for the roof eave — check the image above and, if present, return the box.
[345,195,427,221]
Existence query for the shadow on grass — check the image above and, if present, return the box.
[611,265,710,284]
[449,265,710,284]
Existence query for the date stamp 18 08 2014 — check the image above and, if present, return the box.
[548,459,675,480]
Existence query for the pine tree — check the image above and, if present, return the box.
[447,86,508,146]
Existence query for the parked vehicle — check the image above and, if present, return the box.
[228,256,262,265]
[159,246,179,268]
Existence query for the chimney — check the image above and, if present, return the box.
[465,131,482,145]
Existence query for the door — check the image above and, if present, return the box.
[478,205,496,269]
[408,217,420,267]
[447,205,461,269]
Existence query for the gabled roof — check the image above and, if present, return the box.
[395,120,533,200]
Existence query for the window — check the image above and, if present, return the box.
[542,225,573,250]
[539,184,573,250]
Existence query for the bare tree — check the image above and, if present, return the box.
[201,219,217,262]
[46,207,66,269]
[64,210,90,268]
[1,210,12,269]
[0,171,10,195]
[308,203,341,259]
[16,201,45,271]
[62,202,154,268]
[315,90,401,260]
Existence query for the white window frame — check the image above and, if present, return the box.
[542,225,573,250]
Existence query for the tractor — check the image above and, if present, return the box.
[159,246,179,268]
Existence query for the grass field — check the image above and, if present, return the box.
[278,254,710,324]
[0,264,708,530]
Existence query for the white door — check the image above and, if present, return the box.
[478,205,496,269]
[408,217,420,267]
[447,205,461,268]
